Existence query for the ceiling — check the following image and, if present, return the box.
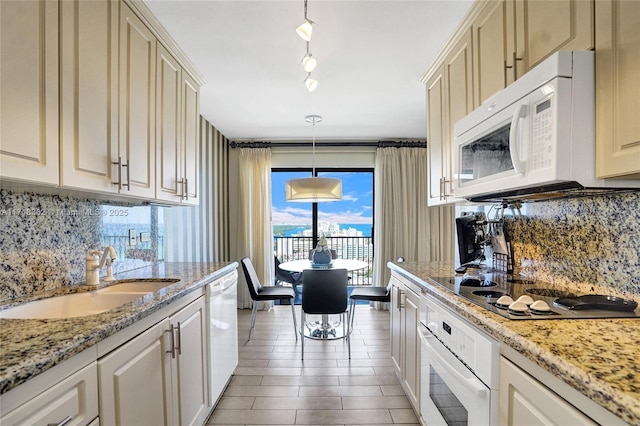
[144,0,473,142]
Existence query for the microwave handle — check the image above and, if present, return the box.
[509,103,527,175]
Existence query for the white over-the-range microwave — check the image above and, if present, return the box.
[453,51,639,203]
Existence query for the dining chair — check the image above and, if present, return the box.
[300,268,350,360]
[241,257,298,341]
[349,257,404,327]
[274,255,303,295]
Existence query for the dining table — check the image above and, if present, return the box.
[278,258,369,340]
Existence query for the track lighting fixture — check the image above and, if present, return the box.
[296,0,318,91]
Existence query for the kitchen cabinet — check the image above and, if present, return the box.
[0,362,98,426]
[156,44,200,205]
[499,356,597,426]
[99,296,208,426]
[595,0,640,179]
[425,29,474,205]
[0,0,59,185]
[472,0,593,106]
[117,2,156,199]
[389,273,421,412]
[59,0,119,193]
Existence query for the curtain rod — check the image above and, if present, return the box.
[228,140,427,149]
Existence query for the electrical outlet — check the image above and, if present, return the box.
[128,229,137,246]
[139,232,151,243]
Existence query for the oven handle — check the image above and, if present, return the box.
[418,326,487,398]
[508,103,527,175]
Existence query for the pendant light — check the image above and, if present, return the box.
[285,115,342,202]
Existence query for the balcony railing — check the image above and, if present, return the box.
[274,236,373,285]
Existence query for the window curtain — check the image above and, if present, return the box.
[372,147,455,307]
[237,148,275,309]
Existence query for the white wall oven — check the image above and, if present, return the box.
[419,296,499,426]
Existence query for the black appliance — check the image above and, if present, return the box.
[456,214,484,266]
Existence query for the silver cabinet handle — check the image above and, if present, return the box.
[112,157,130,190]
[112,156,123,190]
[166,327,176,358]
[183,178,189,201]
[396,289,404,310]
[47,416,73,426]
[177,178,185,199]
[175,322,182,355]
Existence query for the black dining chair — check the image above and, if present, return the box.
[274,255,303,295]
[241,257,298,341]
[349,257,404,327]
[300,268,350,360]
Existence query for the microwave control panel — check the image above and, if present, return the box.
[531,95,555,171]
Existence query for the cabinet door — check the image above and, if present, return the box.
[118,3,156,198]
[59,0,118,193]
[181,71,200,205]
[0,0,58,185]
[443,29,474,201]
[402,286,420,411]
[473,0,509,105]
[1,362,98,426]
[595,0,640,178]
[390,277,402,374]
[515,0,594,76]
[171,297,209,426]
[499,357,597,426]
[426,66,446,206]
[98,318,174,426]
[156,44,182,203]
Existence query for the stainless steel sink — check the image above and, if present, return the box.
[0,279,180,319]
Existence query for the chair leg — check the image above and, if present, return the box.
[349,299,356,328]
[301,310,305,360]
[248,301,259,341]
[346,312,351,360]
[290,300,298,341]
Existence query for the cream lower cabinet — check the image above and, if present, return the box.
[499,356,597,426]
[595,0,640,179]
[389,273,421,412]
[98,296,208,426]
[0,362,98,426]
[0,0,59,185]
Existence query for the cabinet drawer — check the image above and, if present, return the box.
[1,362,98,426]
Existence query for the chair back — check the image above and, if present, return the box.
[302,268,348,315]
[241,257,262,300]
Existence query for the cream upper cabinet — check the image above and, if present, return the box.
[60,0,119,193]
[118,3,156,199]
[472,0,594,106]
[595,0,640,179]
[514,0,594,78]
[0,0,59,185]
[425,29,474,206]
[472,0,509,106]
[156,44,200,205]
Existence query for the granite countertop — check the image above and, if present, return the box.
[0,261,238,395]
[388,261,640,426]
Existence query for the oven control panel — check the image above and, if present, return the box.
[423,295,499,388]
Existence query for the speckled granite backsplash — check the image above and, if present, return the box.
[0,189,165,302]
[502,191,640,296]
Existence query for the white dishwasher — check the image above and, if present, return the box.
[206,269,238,407]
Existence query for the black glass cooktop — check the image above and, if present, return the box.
[428,274,640,320]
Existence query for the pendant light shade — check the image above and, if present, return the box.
[285,177,342,202]
[301,53,317,72]
[296,20,313,41]
[285,115,343,203]
[304,75,318,92]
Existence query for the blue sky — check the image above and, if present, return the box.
[271,171,373,225]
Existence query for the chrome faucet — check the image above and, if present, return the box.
[86,246,117,285]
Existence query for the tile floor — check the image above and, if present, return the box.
[206,304,420,425]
